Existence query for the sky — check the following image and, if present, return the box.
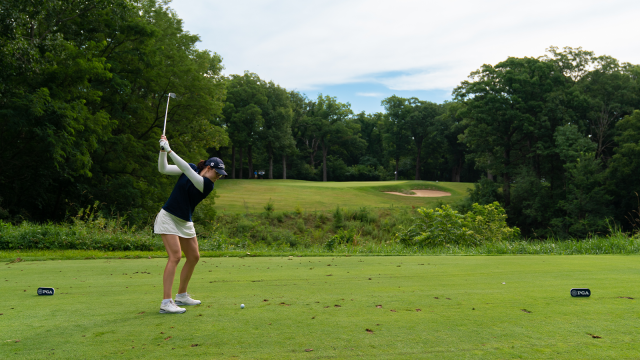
[170,0,640,114]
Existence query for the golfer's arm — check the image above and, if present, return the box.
[158,151,182,175]
[168,151,205,192]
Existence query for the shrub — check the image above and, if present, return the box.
[324,228,358,250]
[264,199,275,214]
[333,206,344,230]
[397,202,520,248]
[467,202,521,241]
[0,221,159,251]
[235,219,255,235]
[344,207,377,224]
[314,211,329,228]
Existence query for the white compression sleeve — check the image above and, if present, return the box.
[158,151,182,175]
[168,151,205,192]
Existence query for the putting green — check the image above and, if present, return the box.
[1,256,639,359]
[211,180,472,213]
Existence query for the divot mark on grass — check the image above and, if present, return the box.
[390,309,396,312]
[334,305,341,308]
[305,349,313,352]
[588,334,602,339]
[191,344,199,347]
[164,336,172,341]
[366,329,374,333]
[618,296,634,299]
[416,309,422,312]
[376,305,382,308]
[434,297,439,299]
[521,309,532,313]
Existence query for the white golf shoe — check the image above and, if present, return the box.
[159,299,186,314]
[175,293,201,306]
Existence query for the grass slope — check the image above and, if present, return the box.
[2,256,639,359]
[212,180,472,213]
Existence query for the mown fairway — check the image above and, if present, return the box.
[212,180,472,213]
[2,255,640,359]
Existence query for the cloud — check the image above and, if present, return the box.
[356,92,385,97]
[171,0,640,94]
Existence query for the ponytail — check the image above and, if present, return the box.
[196,160,206,172]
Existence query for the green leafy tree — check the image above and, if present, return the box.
[455,56,570,207]
[552,125,610,236]
[438,101,471,182]
[307,95,357,182]
[353,112,385,167]
[0,0,120,220]
[261,82,294,179]
[0,0,228,222]
[406,99,443,180]
[607,110,640,226]
[287,91,312,179]
[544,47,639,161]
[88,0,228,221]
[222,72,267,179]
[381,96,412,180]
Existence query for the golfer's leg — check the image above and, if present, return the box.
[177,236,200,294]
[162,234,182,299]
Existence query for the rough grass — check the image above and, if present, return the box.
[212,180,471,213]
[3,211,640,259]
[4,232,640,262]
[2,256,640,359]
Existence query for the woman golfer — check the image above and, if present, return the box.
[155,135,226,314]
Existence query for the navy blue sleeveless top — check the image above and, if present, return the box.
[162,163,214,222]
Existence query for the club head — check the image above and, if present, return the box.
[168,93,177,98]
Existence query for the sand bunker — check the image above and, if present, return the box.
[384,190,451,197]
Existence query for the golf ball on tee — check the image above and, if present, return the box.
[241,304,245,309]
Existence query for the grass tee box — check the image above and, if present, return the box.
[1,255,640,359]
[212,180,471,213]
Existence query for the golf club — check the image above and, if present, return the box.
[161,93,176,150]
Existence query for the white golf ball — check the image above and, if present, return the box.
[241,304,245,309]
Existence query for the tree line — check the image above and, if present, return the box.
[214,73,477,185]
[2,0,640,239]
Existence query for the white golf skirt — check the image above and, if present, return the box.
[153,209,196,238]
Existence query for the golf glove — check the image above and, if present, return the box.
[159,139,171,152]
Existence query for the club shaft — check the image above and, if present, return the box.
[162,95,171,136]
